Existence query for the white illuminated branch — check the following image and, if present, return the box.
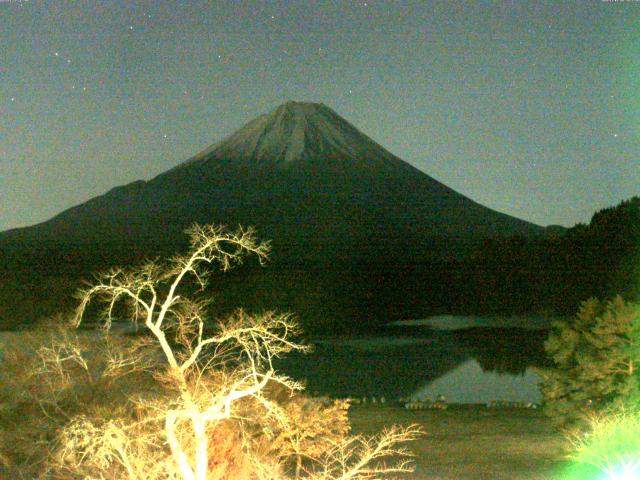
[73,224,420,480]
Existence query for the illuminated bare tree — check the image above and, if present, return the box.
[75,225,291,479]
[66,224,421,480]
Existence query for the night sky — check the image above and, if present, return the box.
[2,0,638,232]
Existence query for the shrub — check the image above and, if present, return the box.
[0,315,166,478]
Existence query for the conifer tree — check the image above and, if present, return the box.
[539,296,640,429]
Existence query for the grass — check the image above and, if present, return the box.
[348,403,570,480]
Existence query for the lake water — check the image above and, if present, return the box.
[0,316,553,405]
[275,316,553,404]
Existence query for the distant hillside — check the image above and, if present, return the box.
[458,196,640,316]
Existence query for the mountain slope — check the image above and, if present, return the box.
[0,101,544,329]
[1,101,541,267]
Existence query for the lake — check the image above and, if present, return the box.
[274,315,554,404]
[0,315,554,405]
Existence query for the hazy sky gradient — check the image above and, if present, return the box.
[1,0,638,232]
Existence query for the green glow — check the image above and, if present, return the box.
[555,407,640,480]
[556,461,640,480]
[605,462,640,480]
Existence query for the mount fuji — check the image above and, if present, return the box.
[0,101,543,329]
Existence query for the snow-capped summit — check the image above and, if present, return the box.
[182,101,399,169]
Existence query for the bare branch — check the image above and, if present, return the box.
[27,224,421,480]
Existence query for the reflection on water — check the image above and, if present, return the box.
[274,322,551,403]
[413,360,542,404]
[391,314,554,331]
[449,326,550,376]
